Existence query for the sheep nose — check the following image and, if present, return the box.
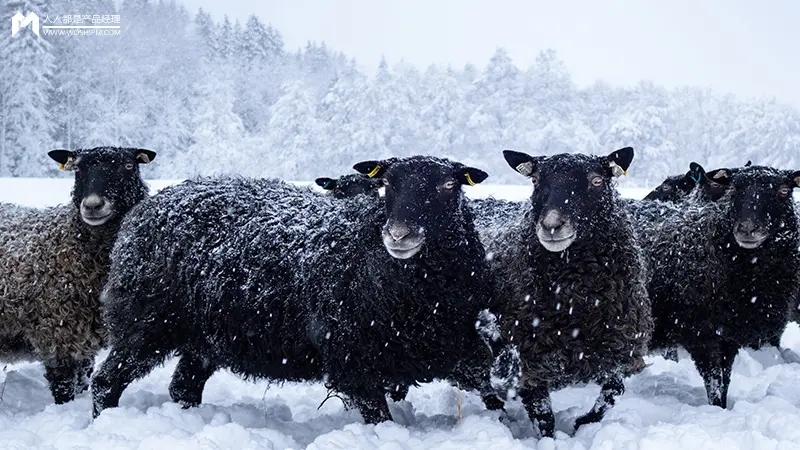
[82,195,106,211]
[541,210,565,231]
[736,220,758,235]
[388,224,411,241]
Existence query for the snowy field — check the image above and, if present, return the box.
[2,178,800,450]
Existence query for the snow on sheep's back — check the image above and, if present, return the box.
[0,177,655,207]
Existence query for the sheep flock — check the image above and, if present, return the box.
[1,145,799,439]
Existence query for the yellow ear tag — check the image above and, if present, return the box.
[464,172,476,186]
[609,161,625,178]
[58,163,65,170]
[366,165,381,178]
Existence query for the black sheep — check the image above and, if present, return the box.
[644,160,752,203]
[314,171,517,404]
[643,162,706,202]
[0,147,155,404]
[634,165,800,408]
[92,156,502,423]
[488,148,653,437]
[646,161,800,363]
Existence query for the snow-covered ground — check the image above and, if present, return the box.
[2,178,800,450]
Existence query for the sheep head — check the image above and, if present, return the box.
[644,162,706,202]
[353,156,488,260]
[314,174,383,199]
[503,147,634,252]
[708,165,800,249]
[48,147,156,227]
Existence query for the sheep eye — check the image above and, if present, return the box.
[530,174,540,186]
[382,178,390,186]
[125,163,134,170]
[443,180,457,190]
[662,185,672,192]
[778,186,790,197]
[591,176,603,187]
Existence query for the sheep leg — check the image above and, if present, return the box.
[449,339,506,411]
[91,345,169,418]
[519,386,554,438]
[451,368,505,411]
[75,357,95,394]
[449,364,505,412]
[169,353,217,408]
[388,384,410,402]
[574,375,625,429]
[349,390,392,424]
[43,358,80,404]
[691,342,737,408]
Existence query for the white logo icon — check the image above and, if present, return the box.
[12,12,39,37]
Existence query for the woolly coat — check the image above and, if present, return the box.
[0,206,119,364]
[101,176,495,412]
[628,197,800,356]
[489,193,652,391]
[469,197,528,248]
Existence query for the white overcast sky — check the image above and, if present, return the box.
[180,0,800,108]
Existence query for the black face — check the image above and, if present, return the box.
[315,174,382,199]
[353,156,488,259]
[48,147,156,227]
[644,163,704,202]
[503,147,634,252]
[644,175,695,202]
[710,165,800,249]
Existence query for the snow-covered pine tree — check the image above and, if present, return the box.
[174,62,246,178]
[419,66,468,155]
[194,8,218,56]
[266,80,322,179]
[0,0,55,176]
[317,63,369,171]
[465,48,520,159]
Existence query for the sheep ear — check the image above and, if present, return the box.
[744,160,752,167]
[705,168,731,185]
[790,170,800,188]
[687,162,705,184]
[503,150,537,178]
[353,160,388,178]
[606,147,634,177]
[315,177,337,190]
[455,167,488,186]
[133,148,156,164]
[48,149,77,171]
